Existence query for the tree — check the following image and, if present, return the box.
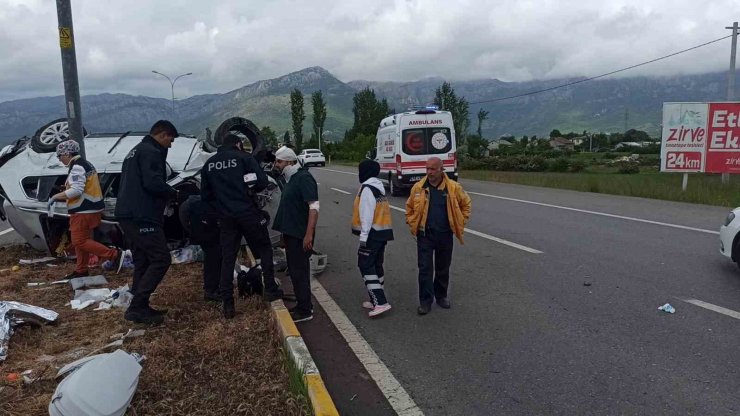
[260,126,278,148]
[290,89,305,150]
[477,108,489,138]
[434,82,470,145]
[348,87,388,139]
[466,134,489,158]
[311,90,327,149]
[624,129,650,142]
[283,130,291,145]
[549,129,562,138]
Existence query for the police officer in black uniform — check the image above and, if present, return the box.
[179,194,221,302]
[201,134,283,319]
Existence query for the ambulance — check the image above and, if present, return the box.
[372,106,457,196]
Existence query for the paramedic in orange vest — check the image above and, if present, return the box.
[352,159,394,317]
[405,157,471,315]
[49,140,124,279]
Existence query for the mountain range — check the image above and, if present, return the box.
[0,66,735,146]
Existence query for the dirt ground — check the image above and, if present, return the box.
[0,244,309,415]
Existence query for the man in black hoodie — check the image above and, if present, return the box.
[115,120,179,325]
[201,133,283,319]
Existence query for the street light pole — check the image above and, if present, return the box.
[152,70,192,117]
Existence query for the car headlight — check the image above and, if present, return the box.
[724,212,736,226]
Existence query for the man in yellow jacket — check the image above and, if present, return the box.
[405,157,471,315]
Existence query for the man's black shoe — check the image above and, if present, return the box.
[204,291,221,302]
[263,289,284,302]
[436,298,451,309]
[290,309,313,323]
[124,307,164,325]
[223,299,236,319]
[147,305,168,316]
[63,270,89,279]
[417,304,431,315]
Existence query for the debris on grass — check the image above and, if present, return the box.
[0,245,310,416]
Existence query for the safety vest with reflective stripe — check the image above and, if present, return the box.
[351,184,394,241]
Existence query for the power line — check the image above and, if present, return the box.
[469,34,733,105]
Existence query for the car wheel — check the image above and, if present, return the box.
[213,117,265,157]
[389,174,402,196]
[320,162,325,167]
[30,118,87,153]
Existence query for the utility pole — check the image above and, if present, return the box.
[56,0,85,158]
[723,21,739,184]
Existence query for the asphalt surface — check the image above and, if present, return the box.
[305,165,740,415]
[0,219,23,247]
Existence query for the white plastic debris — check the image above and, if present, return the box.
[69,300,96,311]
[658,303,676,314]
[19,257,56,265]
[49,349,143,416]
[27,279,70,287]
[69,275,108,290]
[170,245,204,264]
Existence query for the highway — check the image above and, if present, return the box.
[304,165,740,415]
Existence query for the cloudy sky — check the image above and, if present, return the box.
[1,0,739,103]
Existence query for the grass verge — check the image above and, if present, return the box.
[460,170,740,207]
[0,244,310,416]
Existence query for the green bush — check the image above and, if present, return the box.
[616,160,640,174]
[459,159,488,170]
[569,159,586,172]
[548,158,570,172]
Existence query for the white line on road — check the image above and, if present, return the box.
[387,205,543,254]
[679,298,740,320]
[310,277,424,416]
[330,187,351,195]
[0,228,15,236]
[316,167,358,176]
[467,191,719,235]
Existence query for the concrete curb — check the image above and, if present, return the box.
[270,299,339,416]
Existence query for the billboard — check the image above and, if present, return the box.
[661,102,740,173]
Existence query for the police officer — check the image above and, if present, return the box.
[201,134,283,319]
[179,195,221,302]
[116,120,179,325]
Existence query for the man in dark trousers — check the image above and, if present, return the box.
[201,134,283,319]
[179,195,221,302]
[405,157,472,315]
[272,146,319,323]
[116,120,179,325]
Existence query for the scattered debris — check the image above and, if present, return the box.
[0,301,59,361]
[27,279,70,287]
[310,251,328,276]
[658,303,676,314]
[49,349,144,416]
[171,245,204,264]
[19,257,57,265]
[69,275,108,290]
[583,281,592,286]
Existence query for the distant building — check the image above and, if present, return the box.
[548,137,574,151]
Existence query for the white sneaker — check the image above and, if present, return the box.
[368,303,391,317]
[362,301,374,310]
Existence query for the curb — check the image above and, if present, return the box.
[270,299,340,416]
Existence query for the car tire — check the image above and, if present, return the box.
[213,117,264,156]
[320,162,325,167]
[389,173,403,196]
[30,118,87,153]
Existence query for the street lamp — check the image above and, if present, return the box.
[152,70,192,116]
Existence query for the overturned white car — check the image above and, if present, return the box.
[0,118,281,255]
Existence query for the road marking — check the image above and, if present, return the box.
[310,277,424,416]
[680,298,740,320]
[316,167,358,176]
[330,187,351,195]
[0,228,15,236]
[467,191,719,235]
[387,205,542,254]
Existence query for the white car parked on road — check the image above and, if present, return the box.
[719,207,740,267]
[298,149,325,167]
